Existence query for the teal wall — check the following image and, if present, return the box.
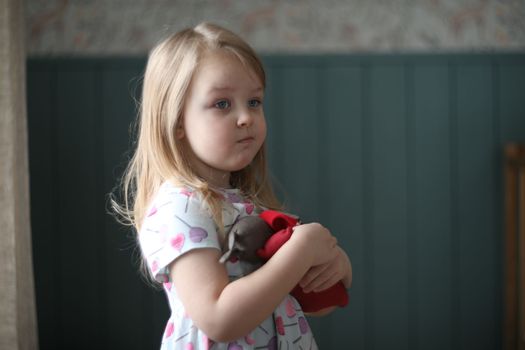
[27,54,525,350]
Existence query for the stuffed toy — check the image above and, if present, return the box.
[220,210,349,313]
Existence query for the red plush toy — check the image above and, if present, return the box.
[256,210,349,313]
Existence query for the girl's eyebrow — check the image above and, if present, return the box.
[207,86,263,94]
[208,86,233,93]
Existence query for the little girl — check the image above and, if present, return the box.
[114,22,352,349]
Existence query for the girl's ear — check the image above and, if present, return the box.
[176,119,185,139]
[176,126,185,139]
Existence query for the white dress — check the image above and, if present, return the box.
[139,181,318,350]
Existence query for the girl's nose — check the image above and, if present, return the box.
[237,109,254,128]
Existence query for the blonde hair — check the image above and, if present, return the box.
[112,22,281,240]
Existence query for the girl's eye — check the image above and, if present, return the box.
[215,100,230,109]
[248,99,262,108]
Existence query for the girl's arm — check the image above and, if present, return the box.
[340,247,353,288]
[170,222,337,342]
[299,246,352,293]
[299,246,353,317]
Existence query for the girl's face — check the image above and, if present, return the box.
[179,50,267,188]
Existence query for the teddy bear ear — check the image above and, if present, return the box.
[219,230,237,264]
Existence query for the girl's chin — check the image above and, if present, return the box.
[196,156,256,180]
[223,157,257,172]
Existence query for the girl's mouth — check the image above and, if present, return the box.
[238,137,255,143]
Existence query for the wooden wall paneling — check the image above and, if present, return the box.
[503,144,525,350]
[101,62,169,349]
[500,62,525,350]
[499,64,525,145]
[456,63,498,349]
[27,64,59,349]
[518,162,525,349]
[368,63,409,350]
[504,144,518,350]
[320,64,365,350]
[278,64,330,346]
[56,66,102,349]
[261,64,284,196]
[412,62,453,350]
[278,65,321,222]
[26,55,525,350]
[520,163,525,350]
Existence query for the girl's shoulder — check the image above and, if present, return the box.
[146,181,254,225]
[138,181,225,283]
[147,181,242,217]
[143,182,206,221]
[156,181,248,207]
[158,181,195,199]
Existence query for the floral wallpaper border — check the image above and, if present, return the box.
[26,0,525,55]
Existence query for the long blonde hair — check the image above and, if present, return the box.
[112,22,281,238]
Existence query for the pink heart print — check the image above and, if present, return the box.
[275,316,285,335]
[170,233,185,251]
[244,334,255,345]
[244,202,254,215]
[275,316,298,336]
[285,298,296,318]
[164,321,174,338]
[147,206,158,217]
[151,260,159,273]
[202,335,213,350]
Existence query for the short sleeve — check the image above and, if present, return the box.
[138,185,221,283]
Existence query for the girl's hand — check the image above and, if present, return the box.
[299,246,352,293]
[290,223,338,267]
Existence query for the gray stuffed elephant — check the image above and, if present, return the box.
[219,215,273,265]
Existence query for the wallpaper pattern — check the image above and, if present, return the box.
[26,0,525,55]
